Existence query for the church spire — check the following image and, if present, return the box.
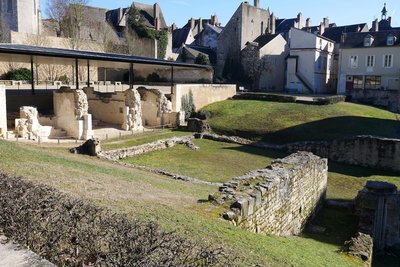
[381,3,388,20]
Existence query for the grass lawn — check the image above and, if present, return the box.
[122,139,285,183]
[327,162,400,201]
[203,100,399,143]
[0,138,363,267]
[102,129,191,150]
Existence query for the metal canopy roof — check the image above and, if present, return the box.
[0,44,211,70]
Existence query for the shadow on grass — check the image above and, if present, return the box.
[329,162,400,178]
[303,206,359,247]
[213,116,399,144]
[220,144,288,160]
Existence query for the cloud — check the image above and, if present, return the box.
[173,0,190,7]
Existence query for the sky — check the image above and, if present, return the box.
[40,0,400,28]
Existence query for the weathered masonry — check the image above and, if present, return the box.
[211,152,328,236]
[286,136,400,172]
[356,181,400,255]
[0,85,7,136]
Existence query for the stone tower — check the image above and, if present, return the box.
[0,0,42,35]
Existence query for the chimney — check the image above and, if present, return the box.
[319,22,325,35]
[198,18,203,34]
[211,15,216,26]
[323,17,329,28]
[153,3,160,30]
[297,12,304,28]
[270,13,276,34]
[118,7,123,23]
[372,19,379,32]
[306,18,311,28]
[171,23,177,31]
[190,18,195,30]
[254,0,260,8]
[388,16,392,26]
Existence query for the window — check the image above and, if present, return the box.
[7,0,12,12]
[261,21,264,35]
[365,76,381,90]
[350,55,358,68]
[353,76,363,89]
[383,54,393,68]
[366,55,375,67]
[364,35,374,47]
[387,34,395,46]
[317,55,322,70]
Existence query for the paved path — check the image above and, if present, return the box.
[0,235,56,267]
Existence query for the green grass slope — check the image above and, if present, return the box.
[203,100,399,143]
[0,139,361,267]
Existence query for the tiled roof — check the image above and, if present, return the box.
[253,34,280,48]
[323,23,368,43]
[276,18,298,33]
[106,8,128,29]
[132,2,168,29]
[172,28,192,49]
[341,30,400,48]
[106,3,168,30]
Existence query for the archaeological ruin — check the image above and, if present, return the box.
[356,181,400,255]
[210,152,328,236]
[0,44,236,141]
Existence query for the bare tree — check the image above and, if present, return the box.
[46,0,89,41]
[46,0,69,37]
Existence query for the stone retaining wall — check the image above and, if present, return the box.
[347,89,400,113]
[98,136,196,161]
[198,133,400,172]
[210,152,328,236]
[287,136,400,172]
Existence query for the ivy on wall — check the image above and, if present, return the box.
[127,6,168,59]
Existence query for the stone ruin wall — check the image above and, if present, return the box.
[53,87,93,140]
[355,181,400,255]
[0,85,7,135]
[286,136,400,172]
[136,87,181,127]
[211,152,328,236]
[348,89,400,113]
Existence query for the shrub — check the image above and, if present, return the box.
[57,75,70,83]
[5,68,32,81]
[195,54,211,66]
[181,90,196,120]
[146,72,168,83]
[0,173,238,266]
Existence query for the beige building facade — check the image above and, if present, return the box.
[286,28,336,94]
[338,31,400,93]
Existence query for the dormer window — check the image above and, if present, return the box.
[364,35,374,47]
[387,34,396,46]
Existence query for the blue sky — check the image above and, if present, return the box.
[40,0,400,28]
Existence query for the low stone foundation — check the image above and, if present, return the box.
[347,89,400,113]
[287,136,400,172]
[210,152,328,236]
[197,133,400,172]
[98,135,196,161]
